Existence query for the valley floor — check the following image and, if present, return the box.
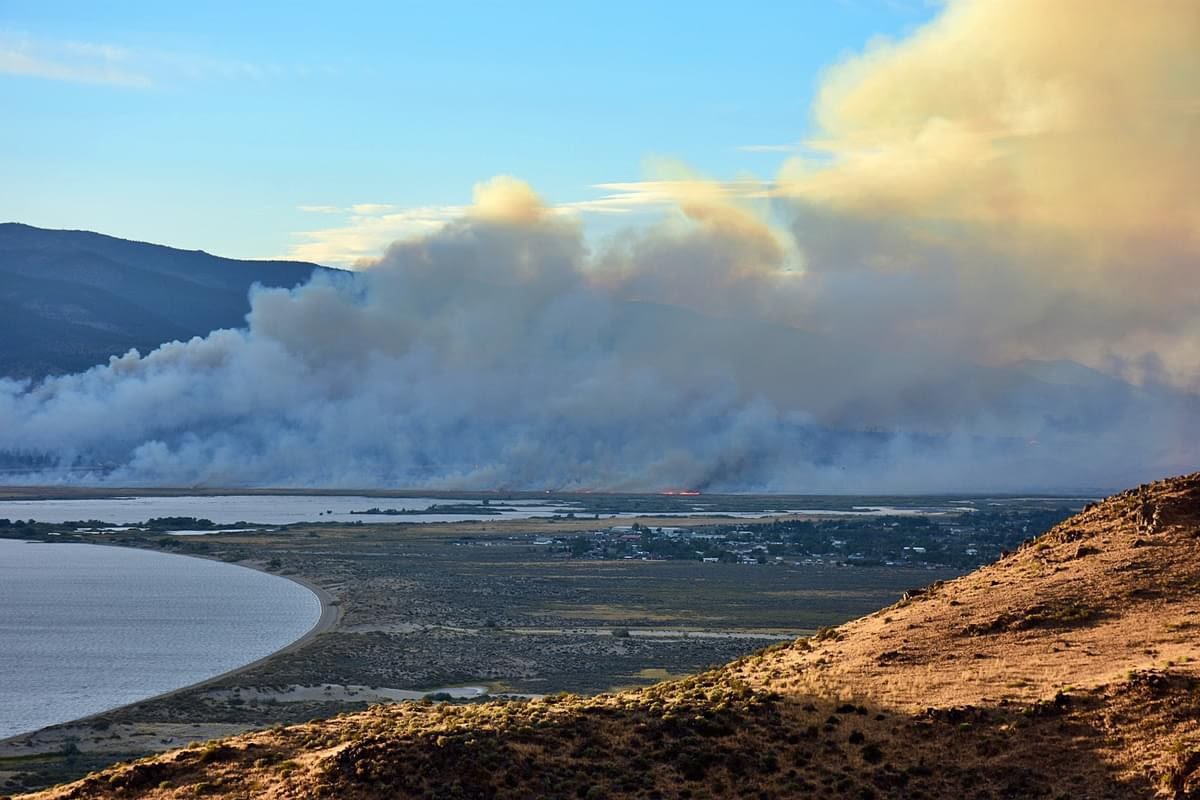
[0,515,958,794]
[12,474,1200,799]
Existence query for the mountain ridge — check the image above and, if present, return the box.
[0,223,339,379]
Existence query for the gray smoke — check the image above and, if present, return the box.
[0,186,1194,492]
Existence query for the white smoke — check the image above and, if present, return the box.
[0,180,1193,491]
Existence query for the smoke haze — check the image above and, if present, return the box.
[1,0,1196,491]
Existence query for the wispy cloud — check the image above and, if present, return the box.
[0,30,312,88]
[290,204,466,266]
[585,179,773,206]
[0,32,151,87]
[349,203,399,215]
[736,143,799,153]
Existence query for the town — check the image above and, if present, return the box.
[520,505,1080,569]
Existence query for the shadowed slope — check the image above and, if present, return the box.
[22,474,1200,799]
[0,223,338,379]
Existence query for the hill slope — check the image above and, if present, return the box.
[0,223,338,379]
[22,474,1200,799]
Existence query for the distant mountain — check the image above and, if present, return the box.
[0,223,340,379]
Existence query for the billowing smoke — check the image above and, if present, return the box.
[781,0,1200,386]
[0,175,1192,491]
[1,0,1196,491]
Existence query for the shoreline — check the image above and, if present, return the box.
[0,544,342,748]
[0,486,730,501]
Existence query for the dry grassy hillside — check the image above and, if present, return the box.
[20,474,1200,799]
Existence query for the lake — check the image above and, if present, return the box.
[0,495,577,526]
[0,494,964,531]
[0,539,321,739]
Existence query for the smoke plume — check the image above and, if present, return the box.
[1,0,1196,491]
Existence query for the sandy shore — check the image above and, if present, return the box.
[93,560,346,707]
[0,551,342,752]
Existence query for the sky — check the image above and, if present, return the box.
[1,0,1197,491]
[0,0,938,264]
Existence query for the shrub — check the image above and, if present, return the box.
[862,743,884,764]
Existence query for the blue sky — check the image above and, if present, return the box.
[1,1,938,264]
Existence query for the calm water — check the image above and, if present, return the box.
[0,495,576,526]
[0,539,321,739]
[0,495,963,531]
